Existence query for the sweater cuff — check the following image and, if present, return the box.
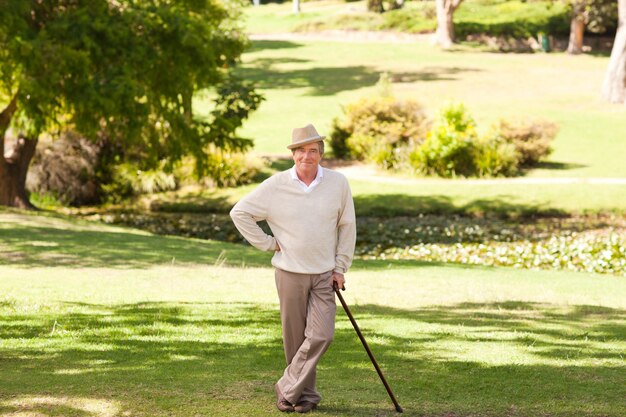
[333,267,346,274]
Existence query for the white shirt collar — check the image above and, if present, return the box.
[290,165,323,193]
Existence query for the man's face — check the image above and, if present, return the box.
[292,142,322,171]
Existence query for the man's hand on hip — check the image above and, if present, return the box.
[332,272,345,291]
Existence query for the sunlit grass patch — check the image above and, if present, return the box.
[1,211,625,416]
[0,396,122,417]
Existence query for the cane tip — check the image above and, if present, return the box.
[395,405,403,413]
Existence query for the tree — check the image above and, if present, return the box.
[567,0,618,54]
[293,0,300,14]
[366,0,404,13]
[0,0,262,209]
[367,0,385,13]
[435,0,464,49]
[568,1,587,54]
[603,0,626,103]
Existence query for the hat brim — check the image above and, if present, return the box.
[286,136,326,150]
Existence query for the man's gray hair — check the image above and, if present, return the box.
[291,141,325,155]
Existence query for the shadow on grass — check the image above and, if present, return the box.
[0,193,573,272]
[390,66,483,83]
[146,190,568,218]
[0,223,270,269]
[246,40,305,53]
[0,301,623,416]
[533,161,588,171]
[237,64,380,95]
[148,192,235,214]
[586,49,612,58]
[237,61,482,96]
[354,193,567,218]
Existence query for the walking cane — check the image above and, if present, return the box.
[333,283,403,413]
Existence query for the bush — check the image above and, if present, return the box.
[327,123,352,160]
[100,149,264,204]
[332,94,557,178]
[455,0,571,39]
[411,104,480,177]
[379,5,437,33]
[329,94,430,169]
[100,163,178,204]
[411,104,538,178]
[199,149,266,188]
[495,119,557,166]
[295,14,383,33]
[27,131,102,206]
[473,134,520,177]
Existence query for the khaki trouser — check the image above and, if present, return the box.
[274,268,336,405]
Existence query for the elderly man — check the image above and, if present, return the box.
[230,123,356,413]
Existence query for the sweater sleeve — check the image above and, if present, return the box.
[229,179,277,252]
[334,178,356,274]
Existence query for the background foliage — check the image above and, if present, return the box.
[331,98,556,178]
[1,0,263,205]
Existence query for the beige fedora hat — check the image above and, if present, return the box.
[287,124,326,149]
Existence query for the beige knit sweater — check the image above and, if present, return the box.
[230,167,356,274]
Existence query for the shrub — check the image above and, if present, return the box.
[411,104,531,178]
[455,1,571,39]
[200,149,266,188]
[495,119,557,166]
[411,104,479,177]
[26,131,102,206]
[327,123,352,160]
[380,5,437,33]
[100,163,178,204]
[473,134,520,177]
[329,94,430,169]
[294,14,383,33]
[332,94,557,178]
[100,147,264,203]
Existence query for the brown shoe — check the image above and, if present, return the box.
[294,401,318,413]
[274,384,294,412]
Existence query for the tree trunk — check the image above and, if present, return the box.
[0,135,38,209]
[0,96,38,209]
[602,0,626,103]
[387,0,405,11]
[292,0,300,14]
[436,0,463,49]
[367,0,385,13]
[567,16,585,54]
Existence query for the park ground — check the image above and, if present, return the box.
[1,210,625,417]
[2,2,626,416]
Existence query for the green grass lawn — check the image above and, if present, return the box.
[115,149,626,216]
[193,27,626,217]
[126,176,626,217]
[1,211,625,416]
[349,180,626,216]
[243,0,569,38]
[244,0,354,34]
[234,39,626,179]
